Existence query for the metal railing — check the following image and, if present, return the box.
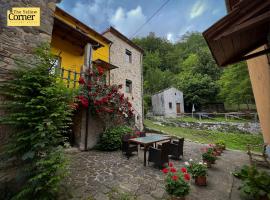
[56,67,81,88]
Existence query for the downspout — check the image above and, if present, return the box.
[84,43,92,150]
[108,42,112,85]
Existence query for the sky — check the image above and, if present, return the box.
[59,0,226,43]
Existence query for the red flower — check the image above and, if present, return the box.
[172,175,178,181]
[169,162,174,167]
[78,77,85,84]
[79,96,88,108]
[181,167,187,173]
[184,173,190,181]
[162,168,169,174]
[97,66,104,75]
[170,167,177,173]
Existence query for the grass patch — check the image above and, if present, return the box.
[145,119,263,152]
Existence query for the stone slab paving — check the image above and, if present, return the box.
[65,141,250,200]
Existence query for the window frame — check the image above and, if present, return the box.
[125,79,132,93]
[125,49,132,63]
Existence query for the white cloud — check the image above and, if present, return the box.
[166,32,174,43]
[110,6,146,37]
[70,0,113,29]
[190,0,207,19]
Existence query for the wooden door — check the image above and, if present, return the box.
[176,103,181,114]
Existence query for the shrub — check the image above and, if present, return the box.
[0,44,75,199]
[201,147,217,163]
[233,165,270,200]
[98,126,132,151]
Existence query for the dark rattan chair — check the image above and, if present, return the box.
[148,141,170,168]
[169,138,184,160]
[121,134,138,159]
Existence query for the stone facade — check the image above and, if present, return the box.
[152,87,185,117]
[103,29,144,131]
[0,0,60,151]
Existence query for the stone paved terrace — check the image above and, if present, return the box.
[64,140,250,200]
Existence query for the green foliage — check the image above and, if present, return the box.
[233,165,270,200]
[186,161,208,178]
[98,126,132,151]
[143,95,152,116]
[133,32,223,112]
[201,148,217,162]
[218,62,254,109]
[175,72,219,108]
[0,44,75,199]
[215,140,226,149]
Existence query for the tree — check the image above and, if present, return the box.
[218,62,254,109]
[0,44,75,199]
[175,72,219,110]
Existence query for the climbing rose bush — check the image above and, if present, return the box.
[77,66,134,127]
[163,162,190,198]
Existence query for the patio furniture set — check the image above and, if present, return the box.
[121,132,184,168]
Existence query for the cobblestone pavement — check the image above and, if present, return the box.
[65,140,250,200]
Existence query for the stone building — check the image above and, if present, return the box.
[152,87,184,117]
[103,27,144,131]
[0,0,60,153]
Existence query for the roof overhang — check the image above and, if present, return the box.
[92,59,118,70]
[52,17,104,49]
[203,0,270,66]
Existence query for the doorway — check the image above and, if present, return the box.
[176,103,181,114]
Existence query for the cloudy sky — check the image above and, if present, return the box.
[59,0,226,43]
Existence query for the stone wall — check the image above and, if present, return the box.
[103,32,144,130]
[0,0,60,152]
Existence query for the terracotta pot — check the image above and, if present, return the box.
[171,196,185,200]
[195,176,207,186]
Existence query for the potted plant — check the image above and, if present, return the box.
[201,147,217,167]
[185,160,208,186]
[215,140,226,151]
[162,162,191,200]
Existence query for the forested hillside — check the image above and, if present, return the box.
[133,32,254,113]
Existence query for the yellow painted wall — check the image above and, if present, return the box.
[247,46,270,144]
[52,9,110,64]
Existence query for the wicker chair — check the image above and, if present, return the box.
[148,141,170,168]
[121,134,138,159]
[169,138,184,160]
[247,144,270,168]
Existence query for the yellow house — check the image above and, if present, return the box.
[50,7,115,87]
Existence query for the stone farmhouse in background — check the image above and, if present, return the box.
[152,87,185,117]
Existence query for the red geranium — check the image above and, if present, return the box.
[172,175,178,181]
[78,96,88,108]
[162,168,169,174]
[97,66,104,75]
[170,167,177,173]
[78,77,85,84]
[169,162,174,167]
[181,167,187,173]
[184,173,190,181]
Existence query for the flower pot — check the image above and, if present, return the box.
[203,160,212,168]
[211,159,216,164]
[171,196,186,200]
[195,176,207,186]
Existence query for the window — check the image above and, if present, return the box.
[125,49,132,63]
[126,79,132,93]
[169,102,172,109]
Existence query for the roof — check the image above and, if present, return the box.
[102,26,144,53]
[203,0,270,66]
[55,7,112,45]
[52,18,102,49]
[152,87,183,96]
[92,59,118,70]
[225,0,241,12]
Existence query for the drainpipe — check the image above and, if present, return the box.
[83,43,92,151]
